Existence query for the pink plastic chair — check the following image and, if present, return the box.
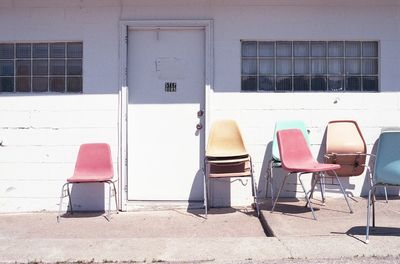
[57,143,118,222]
[270,129,353,220]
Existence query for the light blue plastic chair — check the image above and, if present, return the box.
[266,120,311,201]
[366,127,400,243]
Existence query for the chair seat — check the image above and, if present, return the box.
[206,155,250,164]
[287,162,340,173]
[67,174,113,183]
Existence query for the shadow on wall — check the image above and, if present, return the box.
[259,141,298,203]
[69,183,106,212]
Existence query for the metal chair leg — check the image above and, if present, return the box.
[67,183,73,214]
[251,172,260,217]
[203,160,208,218]
[266,159,275,203]
[271,173,290,213]
[332,171,353,214]
[299,173,317,220]
[57,183,68,223]
[111,181,119,214]
[306,173,318,207]
[105,182,112,221]
[384,186,388,203]
[366,186,375,244]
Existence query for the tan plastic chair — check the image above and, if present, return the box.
[203,120,259,217]
[324,120,387,201]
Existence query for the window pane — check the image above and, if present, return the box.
[259,59,274,75]
[311,77,327,91]
[50,43,66,58]
[33,60,48,75]
[0,44,14,59]
[16,77,31,92]
[242,59,257,75]
[16,60,31,76]
[32,77,48,92]
[328,41,344,57]
[276,59,291,74]
[311,42,326,57]
[362,59,378,74]
[363,76,378,91]
[259,76,274,91]
[259,42,274,57]
[276,42,291,57]
[294,59,309,75]
[294,76,310,91]
[276,76,292,91]
[311,59,326,75]
[67,77,82,92]
[242,41,257,57]
[241,76,257,91]
[33,43,48,58]
[345,59,361,74]
[345,41,361,57]
[0,60,14,76]
[67,43,83,58]
[67,59,82,75]
[362,42,378,57]
[0,77,14,92]
[294,42,309,57]
[50,59,65,75]
[50,77,65,92]
[328,76,344,92]
[328,59,343,75]
[16,44,31,58]
[346,76,361,91]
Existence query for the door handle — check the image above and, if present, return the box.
[197,110,204,117]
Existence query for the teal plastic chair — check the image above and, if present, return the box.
[366,127,400,243]
[266,120,311,201]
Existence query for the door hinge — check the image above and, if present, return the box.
[124,185,128,193]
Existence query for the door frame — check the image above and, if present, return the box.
[118,20,214,211]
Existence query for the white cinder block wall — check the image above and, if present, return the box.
[1,0,399,212]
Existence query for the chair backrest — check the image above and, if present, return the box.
[374,128,400,185]
[206,119,248,158]
[325,120,367,176]
[277,129,315,171]
[272,120,309,161]
[72,143,114,181]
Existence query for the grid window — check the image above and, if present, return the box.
[0,42,82,93]
[241,40,379,92]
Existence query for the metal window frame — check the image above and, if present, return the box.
[240,40,379,92]
[0,41,83,93]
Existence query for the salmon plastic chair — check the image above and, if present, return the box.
[366,128,400,243]
[325,120,387,202]
[266,120,310,202]
[203,120,260,217]
[57,143,118,222]
[271,129,353,220]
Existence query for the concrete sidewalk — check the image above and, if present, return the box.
[0,198,400,263]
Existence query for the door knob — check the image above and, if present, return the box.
[197,110,204,117]
[196,123,203,130]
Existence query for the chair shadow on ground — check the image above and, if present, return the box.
[344,226,400,243]
[187,206,258,219]
[263,198,322,220]
[58,211,108,220]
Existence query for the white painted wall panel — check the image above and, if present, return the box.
[0,0,399,211]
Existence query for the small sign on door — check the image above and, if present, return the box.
[165,82,177,92]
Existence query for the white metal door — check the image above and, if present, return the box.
[127,28,205,201]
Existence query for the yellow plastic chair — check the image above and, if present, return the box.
[203,120,259,218]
